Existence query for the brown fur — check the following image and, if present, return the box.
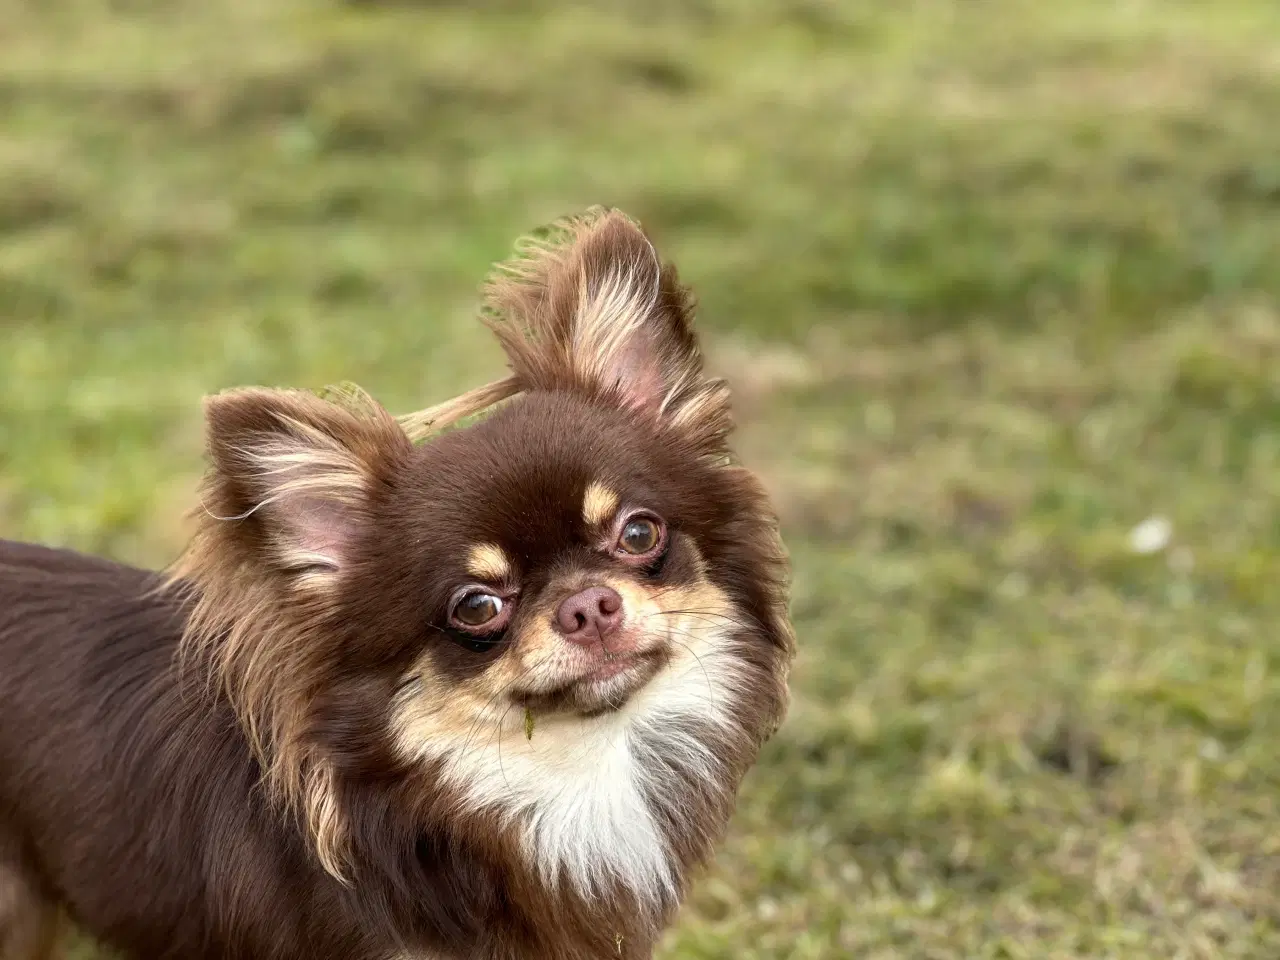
[0,207,794,960]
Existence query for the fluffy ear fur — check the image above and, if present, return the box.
[193,386,410,584]
[483,207,733,451]
[167,386,412,864]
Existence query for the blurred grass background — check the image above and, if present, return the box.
[2,0,1280,957]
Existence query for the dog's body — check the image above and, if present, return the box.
[0,210,794,960]
[0,541,354,959]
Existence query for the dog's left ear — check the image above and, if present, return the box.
[483,208,731,446]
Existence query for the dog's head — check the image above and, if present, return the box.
[172,209,794,925]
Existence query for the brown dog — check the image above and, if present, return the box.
[0,208,795,960]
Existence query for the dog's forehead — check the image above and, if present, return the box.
[410,393,665,569]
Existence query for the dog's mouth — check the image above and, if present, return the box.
[510,648,668,717]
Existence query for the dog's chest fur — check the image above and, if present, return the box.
[403,623,744,908]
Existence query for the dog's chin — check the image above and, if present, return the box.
[512,649,668,718]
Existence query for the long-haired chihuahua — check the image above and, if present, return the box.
[0,208,795,960]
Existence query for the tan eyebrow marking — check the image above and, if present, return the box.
[582,481,620,527]
[467,543,511,582]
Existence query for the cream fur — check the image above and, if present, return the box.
[391,603,745,907]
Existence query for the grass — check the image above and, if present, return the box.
[3,0,1280,956]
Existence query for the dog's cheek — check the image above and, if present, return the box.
[650,577,739,652]
[388,666,512,763]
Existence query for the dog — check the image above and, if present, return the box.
[0,208,795,960]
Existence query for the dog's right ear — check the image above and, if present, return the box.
[197,387,410,586]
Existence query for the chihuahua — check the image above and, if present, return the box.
[0,208,795,960]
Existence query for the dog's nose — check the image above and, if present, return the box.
[555,586,624,644]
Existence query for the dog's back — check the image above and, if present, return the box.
[0,540,360,960]
[0,540,196,957]
[0,539,170,828]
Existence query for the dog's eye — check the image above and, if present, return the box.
[451,592,504,629]
[616,516,663,556]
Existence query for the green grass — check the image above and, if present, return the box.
[3,0,1280,956]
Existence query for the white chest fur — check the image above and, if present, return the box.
[402,626,744,907]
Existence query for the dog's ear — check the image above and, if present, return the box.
[483,208,731,447]
[198,387,410,583]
